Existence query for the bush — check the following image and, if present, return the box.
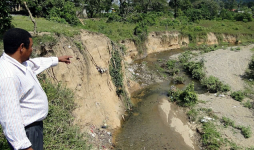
[48,1,80,25]
[179,51,192,63]
[221,117,235,128]
[230,91,245,102]
[169,83,198,107]
[239,126,252,138]
[235,12,253,22]
[201,76,231,93]
[183,61,205,80]
[187,109,198,122]
[243,100,253,109]
[166,60,176,69]
[202,122,223,150]
[173,75,185,84]
[107,13,122,23]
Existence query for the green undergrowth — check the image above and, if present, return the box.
[40,78,90,149]
[178,50,230,93]
[230,91,245,102]
[0,78,90,150]
[109,42,131,109]
[202,122,223,150]
[168,82,198,107]
[221,117,252,138]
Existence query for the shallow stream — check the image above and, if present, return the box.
[114,50,202,149]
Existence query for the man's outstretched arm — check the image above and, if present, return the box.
[26,56,73,75]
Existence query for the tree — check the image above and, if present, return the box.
[193,0,220,20]
[0,1,13,33]
[84,0,113,18]
[132,0,167,13]
[169,0,192,18]
[224,0,237,10]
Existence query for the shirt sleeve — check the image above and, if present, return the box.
[26,57,59,75]
[0,77,31,150]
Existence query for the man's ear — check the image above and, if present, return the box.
[19,43,24,52]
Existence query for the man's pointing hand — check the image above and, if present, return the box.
[58,56,73,64]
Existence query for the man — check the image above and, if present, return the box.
[0,28,72,150]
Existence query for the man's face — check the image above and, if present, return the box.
[21,38,33,62]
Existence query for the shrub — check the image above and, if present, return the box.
[192,68,205,80]
[179,51,192,63]
[202,122,223,150]
[107,13,122,22]
[160,19,172,26]
[236,47,241,51]
[166,60,176,69]
[239,126,252,138]
[168,82,198,107]
[201,76,231,93]
[183,61,205,80]
[230,91,245,102]
[109,50,123,96]
[243,100,253,109]
[47,1,80,25]
[173,75,185,84]
[187,109,198,122]
[235,12,253,22]
[221,117,235,128]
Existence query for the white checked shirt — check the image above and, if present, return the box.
[0,53,58,150]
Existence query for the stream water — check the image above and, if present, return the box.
[114,49,202,150]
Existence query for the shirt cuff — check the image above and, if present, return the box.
[11,138,31,150]
[51,57,59,67]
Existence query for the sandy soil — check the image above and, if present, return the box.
[195,44,254,91]
[194,44,254,148]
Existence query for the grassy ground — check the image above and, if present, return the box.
[12,15,80,37]
[8,15,254,44]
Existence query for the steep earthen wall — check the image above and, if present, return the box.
[122,32,239,63]
[45,30,124,132]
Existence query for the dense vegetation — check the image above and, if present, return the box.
[0,1,13,33]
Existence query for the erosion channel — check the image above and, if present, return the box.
[114,49,202,150]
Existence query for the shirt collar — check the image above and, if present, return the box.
[2,52,27,73]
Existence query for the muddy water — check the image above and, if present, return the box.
[114,50,201,150]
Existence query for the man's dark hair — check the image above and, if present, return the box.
[3,28,32,54]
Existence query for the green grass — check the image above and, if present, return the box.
[12,16,80,37]
[201,122,223,150]
[238,126,252,138]
[221,117,235,128]
[242,100,253,109]
[82,18,135,41]
[9,15,254,46]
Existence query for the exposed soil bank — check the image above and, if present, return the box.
[122,31,243,63]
